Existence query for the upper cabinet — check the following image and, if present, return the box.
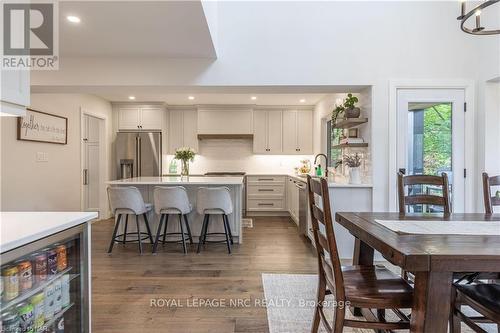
[282,110,313,154]
[118,106,163,130]
[168,109,198,153]
[197,108,253,136]
[0,68,30,116]
[253,110,282,154]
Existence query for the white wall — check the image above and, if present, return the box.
[0,94,112,212]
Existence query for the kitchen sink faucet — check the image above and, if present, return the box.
[314,153,329,178]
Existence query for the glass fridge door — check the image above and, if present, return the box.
[1,224,89,333]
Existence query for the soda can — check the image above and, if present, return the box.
[44,283,55,320]
[53,278,62,314]
[2,265,19,301]
[32,252,48,285]
[56,244,67,272]
[61,274,70,308]
[16,301,34,333]
[1,310,20,333]
[16,259,33,292]
[47,248,58,276]
[30,292,45,331]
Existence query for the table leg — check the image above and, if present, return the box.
[411,271,453,333]
[351,238,374,316]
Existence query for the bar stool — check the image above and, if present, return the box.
[107,187,154,254]
[152,186,194,254]
[196,187,234,254]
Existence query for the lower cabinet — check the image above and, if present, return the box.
[246,175,287,213]
[286,176,299,224]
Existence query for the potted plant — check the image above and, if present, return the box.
[343,153,362,184]
[174,147,196,176]
[331,104,345,126]
[343,93,360,118]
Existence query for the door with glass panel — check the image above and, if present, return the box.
[397,89,465,213]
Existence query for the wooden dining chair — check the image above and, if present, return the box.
[306,175,413,332]
[450,283,500,332]
[483,172,500,214]
[397,172,451,216]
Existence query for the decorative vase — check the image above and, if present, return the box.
[345,107,361,118]
[181,160,190,177]
[349,167,361,184]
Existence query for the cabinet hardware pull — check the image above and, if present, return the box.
[258,189,274,192]
[83,169,88,185]
[258,178,274,181]
[258,203,274,206]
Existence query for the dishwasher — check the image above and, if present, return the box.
[296,179,309,236]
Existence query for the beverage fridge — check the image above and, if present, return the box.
[116,132,162,179]
[1,224,90,332]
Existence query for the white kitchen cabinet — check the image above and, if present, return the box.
[198,108,253,135]
[286,176,299,223]
[140,107,164,130]
[246,175,286,212]
[118,107,163,130]
[253,110,282,154]
[168,109,198,153]
[0,68,30,116]
[282,110,313,154]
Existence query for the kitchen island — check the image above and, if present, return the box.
[107,176,245,243]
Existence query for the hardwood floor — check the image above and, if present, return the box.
[91,216,318,332]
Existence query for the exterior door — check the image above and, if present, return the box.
[397,89,465,212]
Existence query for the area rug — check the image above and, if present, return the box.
[261,273,495,333]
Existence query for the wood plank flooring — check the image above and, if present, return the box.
[91,216,318,332]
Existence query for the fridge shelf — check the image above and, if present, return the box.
[1,266,77,312]
[36,302,75,333]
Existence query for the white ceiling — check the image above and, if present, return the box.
[59,1,216,57]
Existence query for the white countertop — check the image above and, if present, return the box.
[107,176,244,186]
[248,173,373,188]
[1,212,98,253]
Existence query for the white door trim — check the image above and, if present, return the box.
[388,80,475,213]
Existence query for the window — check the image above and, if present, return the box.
[326,120,342,168]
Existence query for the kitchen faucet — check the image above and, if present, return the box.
[314,153,328,178]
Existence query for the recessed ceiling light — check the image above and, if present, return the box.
[251,96,257,100]
[299,99,306,103]
[188,96,195,100]
[128,96,136,100]
[67,16,81,23]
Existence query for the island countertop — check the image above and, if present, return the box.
[107,176,244,186]
[1,211,98,253]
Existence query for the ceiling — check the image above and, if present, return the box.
[59,1,216,57]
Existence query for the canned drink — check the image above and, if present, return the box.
[55,317,64,333]
[30,292,45,331]
[53,278,62,314]
[17,259,33,292]
[47,248,58,276]
[61,274,70,308]
[32,252,48,285]
[56,244,67,272]
[16,301,34,333]
[1,310,20,333]
[44,283,55,320]
[2,265,19,301]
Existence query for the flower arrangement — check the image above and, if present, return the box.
[343,153,362,168]
[175,147,196,176]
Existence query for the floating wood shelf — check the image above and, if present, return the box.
[332,143,369,149]
[333,118,368,129]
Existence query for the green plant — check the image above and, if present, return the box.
[343,153,362,168]
[174,147,196,162]
[331,104,345,125]
[343,93,359,109]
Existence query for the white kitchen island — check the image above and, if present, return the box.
[107,176,245,243]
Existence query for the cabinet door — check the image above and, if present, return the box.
[267,110,282,153]
[168,110,183,153]
[140,107,163,130]
[183,109,198,152]
[0,68,30,107]
[286,177,293,212]
[253,110,268,153]
[297,110,313,154]
[282,110,297,154]
[118,107,140,130]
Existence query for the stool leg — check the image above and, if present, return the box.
[162,214,169,244]
[152,214,165,254]
[123,214,129,244]
[202,214,210,245]
[197,214,209,253]
[179,214,187,254]
[136,215,143,254]
[143,213,154,244]
[183,215,194,244]
[108,214,122,253]
[223,215,234,245]
[222,215,232,254]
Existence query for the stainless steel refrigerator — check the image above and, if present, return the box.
[116,132,162,179]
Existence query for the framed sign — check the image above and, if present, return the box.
[18,109,68,144]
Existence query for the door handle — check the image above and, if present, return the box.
[83,169,88,185]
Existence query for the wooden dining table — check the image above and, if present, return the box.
[335,212,500,333]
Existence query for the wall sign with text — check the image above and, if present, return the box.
[17,109,67,144]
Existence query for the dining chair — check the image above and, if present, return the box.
[483,172,500,214]
[397,172,451,216]
[450,282,500,332]
[306,175,413,332]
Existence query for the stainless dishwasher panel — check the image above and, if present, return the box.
[296,180,308,236]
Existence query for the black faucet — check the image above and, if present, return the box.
[314,153,328,178]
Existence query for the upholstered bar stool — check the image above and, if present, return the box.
[152,186,194,254]
[107,187,154,254]
[196,187,234,254]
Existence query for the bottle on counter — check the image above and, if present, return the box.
[316,164,323,177]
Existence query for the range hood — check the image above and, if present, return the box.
[197,108,253,140]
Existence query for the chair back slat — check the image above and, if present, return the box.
[317,232,329,252]
[312,206,326,225]
[397,172,451,216]
[483,172,500,214]
[309,178,323,196]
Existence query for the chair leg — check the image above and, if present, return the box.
[197,214,209,253]
[179,214,187,254]
[223,215,234,244]
[332,305,346,332]
[162,214,169,244]
[202,214,210,244]
[108,214,122,254]
[450,289,461,333]
[222,215,232,254]
[136,215,143,254]
[183,215,194,244]
[152,214,165,254]
[143,213,154,244]
[311,273,326,333]
[123,214,129,244]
